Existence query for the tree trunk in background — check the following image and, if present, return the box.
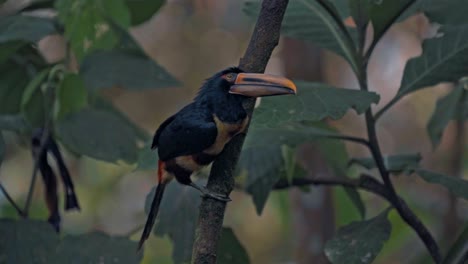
[282,39,334,264]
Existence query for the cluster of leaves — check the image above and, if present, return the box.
[239,0,468,263]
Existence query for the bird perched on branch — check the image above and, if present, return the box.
[138,67,296,249]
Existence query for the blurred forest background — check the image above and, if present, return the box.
[0,0,467,263]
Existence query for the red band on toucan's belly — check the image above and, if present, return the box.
[157,160,165,183]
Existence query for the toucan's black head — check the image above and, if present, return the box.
[196,66,297,104]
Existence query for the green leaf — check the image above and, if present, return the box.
[145,182,202,264]
[0,219,59,264]
[342,184,366,219]
[0,41,25,64]
[415,169,468,200]
[20,68,52,129]
[55,73,88,120]
[0,219,143,263]
[218,228,250,264]
[0,62,30,115]
[125,0,165,26]
[349,153,421,173]
[423,0,468,25]
[281,145,297,184]
[252,82,380,128]
[241,144,283,214]
[398,25,468,98]
[369,0,413,44]
[0,133,4,167]
[54,232,142,264]
[244,0,358,70]
[325,209,392,264]
[427,84,466,148]
[0,15,57,44]
[0,115,29,132]
[55,109,139,163]
[20,68,50,110]
[22,89,46,128]
[136,140,158,171]
[80,50,179,90]
[55,0,131,60]
[331,0,351,19]
[79,21,179,90]
[349,0,370,31]
[89,96,149,142]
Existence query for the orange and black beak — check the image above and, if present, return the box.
[229,73,297,97]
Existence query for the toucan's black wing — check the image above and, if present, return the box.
[153,104,217,161]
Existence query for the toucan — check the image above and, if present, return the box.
[138,67,297,249]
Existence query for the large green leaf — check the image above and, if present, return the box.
[145,182,202,264]
[244,0,357,69]
[0,41,25,64]
[55,0,131,60]
[349,0,370,32]
[0,62,30,115]
[241,144,283,214]
[0,15,57,44]
[217,228,250,264]
[252,82,380,128]
[348,153,421,174]
[55,109,139,163]
[427,84,466,148]
[398,25,468,98]
[324,209,392,264]
[415,169,468,200]
[423,0,468,25]
[89,96,149,142]
[19,68,50,128]
[80,50,179,90]
[125,0,165,26]
[0,219,59,264]
[0,219,142,264]
[79,22,179,90]
[53,232,142,264]
[55,73,88,120]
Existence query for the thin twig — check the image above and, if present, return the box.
[358,51,441,262]
[0,183,25,217]
[374,96,399,121]
[274,173,443,254]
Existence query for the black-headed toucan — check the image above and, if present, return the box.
[138,67,297,249]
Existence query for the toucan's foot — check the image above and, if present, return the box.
[200,190,231,202]
[188,183,231,202]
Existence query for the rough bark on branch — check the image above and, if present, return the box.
[191,1,290,263]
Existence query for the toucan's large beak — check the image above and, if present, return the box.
[229,73,297,97]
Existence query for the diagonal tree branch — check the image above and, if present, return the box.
[191,1,290,263]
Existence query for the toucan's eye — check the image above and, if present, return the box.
[225,73,234,81]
